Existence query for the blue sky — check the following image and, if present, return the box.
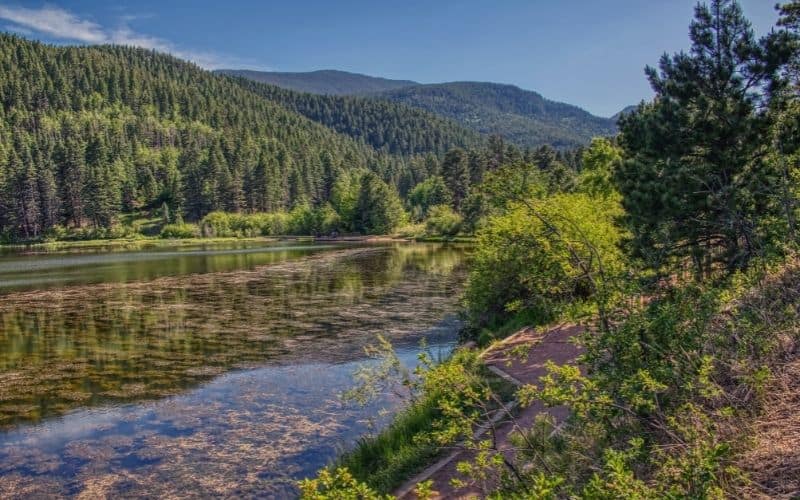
[0,1,781,117]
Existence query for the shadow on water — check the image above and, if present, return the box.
[0,241,469,498]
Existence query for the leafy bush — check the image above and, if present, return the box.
[504,257,800,498]
[160,222,200,239]
[407,176,452,220]
[424,204,462,237]
[299,468,390,499]
[393,222,426,239]
[326,344,514,495]
[465,192,627,330]
[198,209,342,237]
[40,223,146,242]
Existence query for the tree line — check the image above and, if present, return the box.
[0,33,589,242]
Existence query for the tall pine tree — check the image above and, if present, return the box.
[618,0,791,275]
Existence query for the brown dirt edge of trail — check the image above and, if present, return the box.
[737,357,800,499]
[394,324,584,500]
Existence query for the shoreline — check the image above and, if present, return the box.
[0,234,473,253]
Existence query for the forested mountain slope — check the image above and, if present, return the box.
[227,76,483,157]
[375,82,618,149]
[0,35,421,240]
[217,69,417,95]
[224,70,619,149]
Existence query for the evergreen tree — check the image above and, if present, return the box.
[486,134,505,171]
[355,172,405,234]
[618,0,792,275]
[330,170,361,232]
[58,138,86,228]
[38,166,59,230]
[441,148,470,211]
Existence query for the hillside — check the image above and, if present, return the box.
[216,69,417,95]
[226,76,483,157]
[376,82,618,149]
[611,104,639,122]
[223,70,619,149]
[0,35,415,240]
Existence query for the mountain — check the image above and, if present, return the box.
[611,105,639,122]
[225,75,483,157]
[216,69,418,95]
[222,67,619,149]
[374,82,618,149]
[0,35,419,239]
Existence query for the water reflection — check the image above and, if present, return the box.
[0,242,468,498]
[0,339,455,498]
[0,241,340,292]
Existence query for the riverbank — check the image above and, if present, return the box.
[394,324,583,499]
[0,233,476,254]
[0,234,426,253]
[0,236,281,252]
[302,257,800,499]
[303,320,582,497]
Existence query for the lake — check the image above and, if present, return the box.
[0,240,468,498]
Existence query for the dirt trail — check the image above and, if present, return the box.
[396,324,584,499]
[737,358,800,499]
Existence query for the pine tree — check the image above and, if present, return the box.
[58,138,87,228]
[441,148,470,212]
[355,172,405,234]
[85,136,119,228]
[38,165,59,230]
[9,149,41,238]
[618,0,791,275]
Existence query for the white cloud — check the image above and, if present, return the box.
[3,23,34,36]
[0,4,256,69]
[0,5,106,43]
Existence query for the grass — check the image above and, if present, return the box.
[1,235,282,252]
[338,394,442,493]
[475,310,545,347]
[334,347,518,494]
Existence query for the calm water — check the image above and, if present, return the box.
[0,241,468,498]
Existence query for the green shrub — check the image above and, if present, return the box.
[199,210,319,237]
[407,176,452,221]
[425,205,463,237]
[256,212,291,236]
[160,222,200,239]
[465,192,627,330]
[199,212,233,237]
[39,223,146,242]
[394,223,426,239]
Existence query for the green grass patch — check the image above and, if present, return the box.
[334,347,517,494]
[338,393,442,493]
[2,235,281,252]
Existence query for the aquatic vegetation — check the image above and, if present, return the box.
[0,244,466,428]
[0,242,468,498]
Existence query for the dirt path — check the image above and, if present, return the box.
[737,358,800,499]
[395,324,584,499]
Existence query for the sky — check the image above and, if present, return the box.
[0,1,783,117]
